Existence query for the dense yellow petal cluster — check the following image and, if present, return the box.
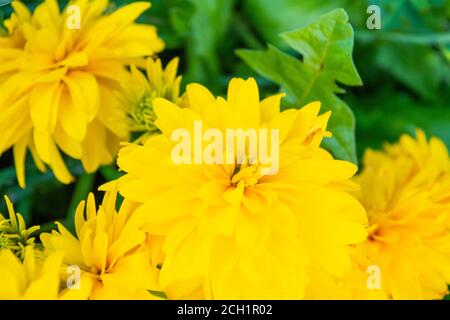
[349,131,450,299]
[40,190,161,299]
[1,89,449,300]
[0,0,164,187]
[109,77,368,299]
[0,247,62,299]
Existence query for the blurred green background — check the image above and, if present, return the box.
[0,0,449,234]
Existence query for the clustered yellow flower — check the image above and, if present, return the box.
[0,0,449,301]
[349,130,450,299]
[41,189,161,299]
[0,247,63,299]
[1,82,449,299]
[110,78,369,299]
[0,0,164,187]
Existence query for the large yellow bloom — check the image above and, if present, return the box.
[0,0,164,187]
[0,247,62,299]
[351,131,450,299]
[41,190,161,299]
[110,77,368,299]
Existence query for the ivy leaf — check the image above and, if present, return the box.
[237,9,362,163]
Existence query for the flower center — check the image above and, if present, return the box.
[231,163,262,189]
[0,232,24,257]
[0,233,12,249]
[128,93,159,133]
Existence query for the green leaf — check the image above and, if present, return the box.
[0,7,8,36]
[180,0,235,91]
[237,9,362,163]
[242,0,360,49]
[349,86,450,160]
[139,0,195,49]
[374,44,448,101]
[149,290,168,299]
[443,45,450,61]
[0,0,12,8]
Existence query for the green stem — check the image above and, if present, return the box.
[355,30,450,45]
[234,13,265,50]
[64,172,96,233]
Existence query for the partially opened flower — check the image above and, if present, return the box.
[116,57,185,142]
[0,246,63,299]
[109,77,368,299]
[41,190,161,299]
[0,195,40,259]
[351,130,450,299]
[0,0,164,187]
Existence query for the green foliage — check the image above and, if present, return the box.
[241,0,363,49]
[179,0,235,89]
[140,0,236,91]
[0,10,7,36]
[374,43,446,100]
[238,9,362,163]
[238,0,450,102]
[354,0,450,101]
[349,87,450,160]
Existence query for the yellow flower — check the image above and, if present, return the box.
[109,77,368,299]
[0,0,164,187]
[0,246,63,299]
[116,57,184,141]
[351,130,450,299]
[0,195,40,259]
[0,1,27,83]
[304,247,389,300]
[40,190,161,299]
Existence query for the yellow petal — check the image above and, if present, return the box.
[13,135,29,188]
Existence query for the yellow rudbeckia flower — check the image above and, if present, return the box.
[116,57,185,142]
[0,247,63,299]
[109,77,368,299]
[350,130,450,299]
[40,190,161,299]
[0,0,164,187]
